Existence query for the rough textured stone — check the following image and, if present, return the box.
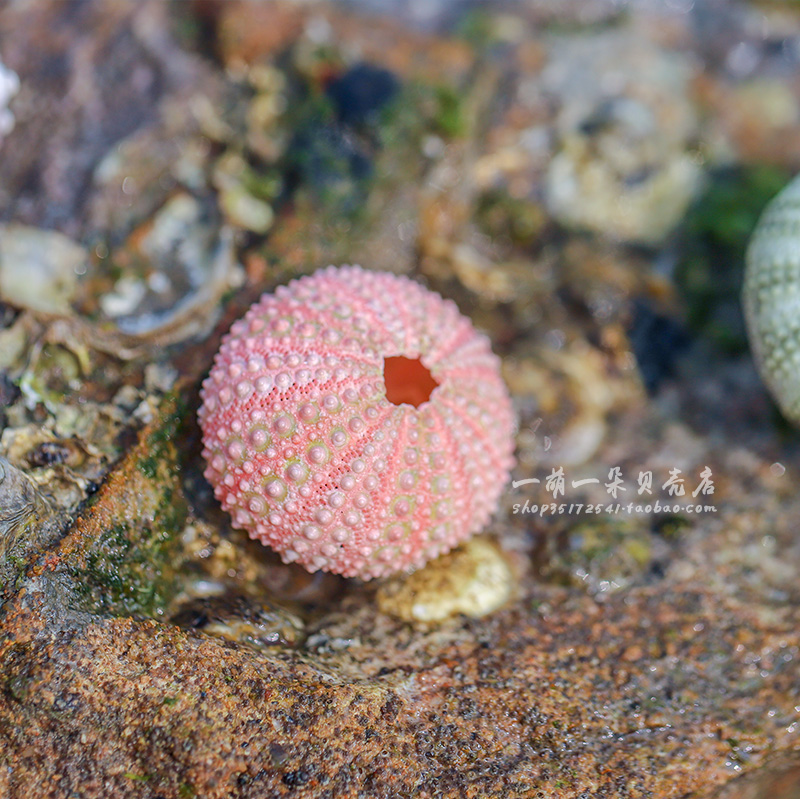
[1,1,799,797]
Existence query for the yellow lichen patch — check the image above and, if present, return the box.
[377,536,513,623]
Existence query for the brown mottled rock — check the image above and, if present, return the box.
[1,1,800,798]
[2,577,799,798]
[0,0,219,237]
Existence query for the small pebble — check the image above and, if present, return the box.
[377,537,513,623]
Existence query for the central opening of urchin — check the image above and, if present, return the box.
[383,356,439,408]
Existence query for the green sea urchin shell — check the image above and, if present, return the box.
[743,174,800,423]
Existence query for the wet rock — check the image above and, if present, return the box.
[326,62,400,126]
[2,580,799,798]
[693,1,800,167]
[0,1,798,797]
[0,456,62,591]
[539,515,673,596]
[285,116,373,213]
[675,166,790,356]
[170,592,304,649]
[0,373,20,430]
[48,395,190,618]
[504,340,640,468]
[86,66,227,242]
[0,424,107,515]
[0,0,209,235]
[0,301,17,330]
[627,299,690,394]
[710,751,800,799]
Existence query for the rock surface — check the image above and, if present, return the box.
[0,1,799,797]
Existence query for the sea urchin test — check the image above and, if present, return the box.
[743,173,800,424]
[198,266,515,580]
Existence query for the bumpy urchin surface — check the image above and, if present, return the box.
[198,265,515,580]
[743,172,800,424]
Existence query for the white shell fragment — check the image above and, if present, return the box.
[0,224,87,314]
[0,60,19,139]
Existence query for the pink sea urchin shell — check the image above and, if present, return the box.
[198,265,515,580]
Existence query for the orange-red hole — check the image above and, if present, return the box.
[383,356,439,408]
